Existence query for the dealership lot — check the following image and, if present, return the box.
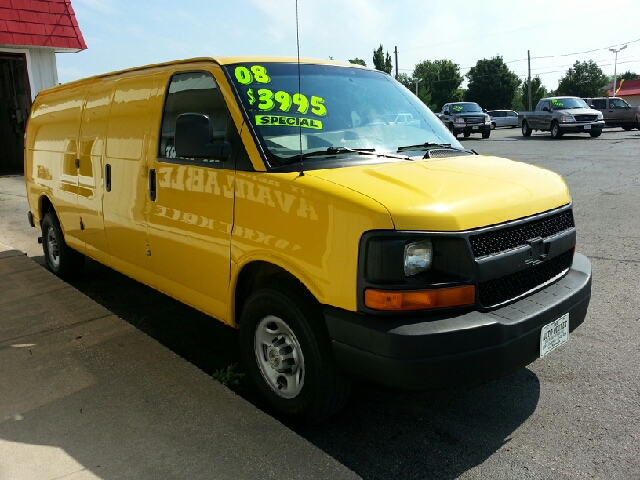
[0,127,638,479]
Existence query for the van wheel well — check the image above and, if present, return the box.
[40,196,55,227]
[235,262,312,325]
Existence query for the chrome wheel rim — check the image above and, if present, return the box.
[46,227,60,269]
[254,315,305,399]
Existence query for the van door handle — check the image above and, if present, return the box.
[149,169,156,201]
[105,164,111,192]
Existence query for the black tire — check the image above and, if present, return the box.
[239,283,351,426]
[448,123,458,138]
[590,131,601,138]
[550,121,563,139]
[521,121,532,137]
[622,126,632,131]
[490,122,496,130]
[41,212,85,280]
[482,130,490,139]
[463,132,471,138]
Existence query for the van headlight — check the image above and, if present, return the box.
[404,239,433,276]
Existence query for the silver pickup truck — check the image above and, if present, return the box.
[518,96,605,139]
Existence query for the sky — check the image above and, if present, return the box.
[57,0,640,98]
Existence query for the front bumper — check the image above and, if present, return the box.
[325,253,591,391]
[558,121,604,133]
[452,123,491,134]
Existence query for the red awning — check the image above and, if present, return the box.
[614,88,640,96]
[0,0,86,52]
[608,79,640,97]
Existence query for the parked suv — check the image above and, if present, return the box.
[486,109,519,129]
[438,102,492,138]
[582,97,639,130]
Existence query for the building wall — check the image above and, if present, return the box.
[0,46,58,100]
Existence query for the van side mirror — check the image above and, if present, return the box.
[175,113,231,160]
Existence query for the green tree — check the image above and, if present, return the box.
[465,56,521,109]
[620,70,640,80]
[412,59,463,111]
[372,45,392,74]
[520,76,549,110]
[396,72,432,106]
[349,58,366,67]
[556,60,609,97]
[396,72,413,90]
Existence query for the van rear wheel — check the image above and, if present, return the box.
[522,121,532,137]
[239,283,351,426]
[41,212,84,280]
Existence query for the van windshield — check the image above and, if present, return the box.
[226,62,461,165]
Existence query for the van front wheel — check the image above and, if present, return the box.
[239,283,351,426]
[41,212,84,280]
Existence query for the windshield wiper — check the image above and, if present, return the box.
[396,142,456,152]
[282,147,407,165]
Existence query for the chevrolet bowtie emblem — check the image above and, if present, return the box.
[526,237,549,266]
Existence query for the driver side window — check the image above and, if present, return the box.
[159,71,229,162]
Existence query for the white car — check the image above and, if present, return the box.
[487,109,519,129]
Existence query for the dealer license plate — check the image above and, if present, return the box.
[472,126,479,130]
[584,124,591,130]
[540,313,569,357]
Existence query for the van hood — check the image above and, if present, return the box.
[307,155,570,231]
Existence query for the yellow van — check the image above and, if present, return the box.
[24,57,592,424]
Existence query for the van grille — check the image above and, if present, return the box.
[574,115,598,122]
[478,250,573,307]
[469,210,574,258]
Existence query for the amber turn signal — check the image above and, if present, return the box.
[364,285,475,311]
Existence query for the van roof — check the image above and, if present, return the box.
[40,56,370,93]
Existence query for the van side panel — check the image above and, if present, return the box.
[77,78,114,261]
[26,82,89,251]
[102,73,160,270]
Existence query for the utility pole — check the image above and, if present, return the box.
[527,50,532,111]
[394,46,398,79]
[609,45,627,96]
